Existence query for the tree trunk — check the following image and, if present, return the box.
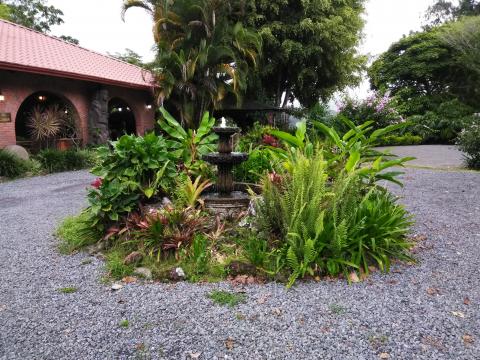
[274,73,283,108]
[282,89,291,108]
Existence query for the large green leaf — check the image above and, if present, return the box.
[313,121,344,148]
[269,129,304,148]
[159,107,187,140]
[345,151,361,173]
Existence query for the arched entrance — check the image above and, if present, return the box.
[15,91,79,151]
[108,98,136,140]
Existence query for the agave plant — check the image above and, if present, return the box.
[27,105,64,143]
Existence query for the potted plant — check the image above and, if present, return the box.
[56,105,80,151]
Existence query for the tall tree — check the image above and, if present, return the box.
[442,16,480,77]
[0,3,11,20]
[0,0,79,43]
[109,48,145,67]
[242,0,366,108]
[2,0,63,32]
[58,35,79,45]
[369,19,479,114]
[123,0,262,128]
[426,0,480,26]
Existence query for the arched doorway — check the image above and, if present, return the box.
[108,98,136,140]
[15,91,79,151]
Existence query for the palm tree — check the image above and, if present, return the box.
[122,0,261,128]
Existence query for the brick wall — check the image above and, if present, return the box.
[0,70,155,148]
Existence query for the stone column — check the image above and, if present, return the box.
[88,87,109,145]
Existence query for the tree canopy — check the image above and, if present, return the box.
[442,16,480,78]
[109,48,145,67]
[368,18,479,116]
[123,0,262,128]
[0,3,11,20]
[242,0,366,108]
[368,14,479,143]
[0,0,79,43]
[426,0,480,26]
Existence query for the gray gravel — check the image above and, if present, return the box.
[376,145,466,169]
[0,168,479,360]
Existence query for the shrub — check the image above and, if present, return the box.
[87,133,178,226]
[377,133,423,146]
[0,150,31,178]
[457,119,480,169]
[336,91,405,130]
[256,148,413,287]
[236,122,271,152]
[409,99,475,144]
[158,107,217,172]
[36,148,95,173]
[234,148,274,183]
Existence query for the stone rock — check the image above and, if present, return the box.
[134,267,153,280]
[86,241,106,255]
[227,261,257,276]
[3,145,29,160]
[144,197,172,214]
[169,267,186,281]
[111,283,123,291]
[123,251,143,265]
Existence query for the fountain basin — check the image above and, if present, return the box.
[202,191,251,210]
[212,126,240,134]
[202,152,248,165]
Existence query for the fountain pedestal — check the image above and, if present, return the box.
[201,119,250,213]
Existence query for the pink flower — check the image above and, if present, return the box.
[91,178,103,189]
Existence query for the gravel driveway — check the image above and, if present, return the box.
[0,167,479,360]
[376,145,465,169]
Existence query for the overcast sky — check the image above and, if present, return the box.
[49,0,437,98]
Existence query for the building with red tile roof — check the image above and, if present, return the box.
[0,19,156,149]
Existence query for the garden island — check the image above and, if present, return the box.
[0,0,479,358]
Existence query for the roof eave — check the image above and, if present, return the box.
[0,62,156,91]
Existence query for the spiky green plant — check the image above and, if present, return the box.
[257,147,413,286]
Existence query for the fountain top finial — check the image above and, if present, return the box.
[212,116,240,134]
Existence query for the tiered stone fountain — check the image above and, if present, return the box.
[202,117,250,212]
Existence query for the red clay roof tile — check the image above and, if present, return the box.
[0,19,154,89]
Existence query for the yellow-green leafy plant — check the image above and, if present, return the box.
[176,175,212,208]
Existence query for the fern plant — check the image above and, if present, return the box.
[257,145,413,286]
[286,237,317,288]
[257,151,332,285]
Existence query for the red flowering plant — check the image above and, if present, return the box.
[268,171,283,186]
[262,134,280,148]
[91,177,103,189]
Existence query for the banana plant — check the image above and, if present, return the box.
[266,121,316,173]
[314,118,415,185]
[158,106,218,165]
